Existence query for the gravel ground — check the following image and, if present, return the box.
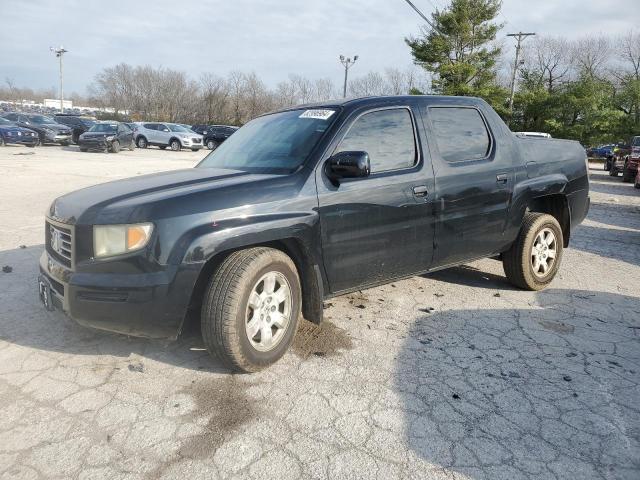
[0,145,638,480]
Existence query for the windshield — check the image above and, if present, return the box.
[197,109,337,173]
[28,115,56,125]
[81,119,96,128]
[633,137,640,147]
[169,124,190,133]
[0,117,15,126]
[89,123,117,133]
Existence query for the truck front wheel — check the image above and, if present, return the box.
[201,247,301,372]
[503,213,564,291]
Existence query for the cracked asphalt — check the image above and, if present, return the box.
[0,146,639,480]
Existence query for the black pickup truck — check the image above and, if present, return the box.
[39,95,590,372]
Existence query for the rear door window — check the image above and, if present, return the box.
[429,107,491,162]
[334,108,417,173]
[143,123,157,130]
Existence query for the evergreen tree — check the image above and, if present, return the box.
[406,0,506,112]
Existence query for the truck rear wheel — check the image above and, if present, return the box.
[503,213,564,291]
[201,247,301,372]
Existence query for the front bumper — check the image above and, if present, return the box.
[38,250,200,339]
[78,138,109,150]
[45,133,72,144]
[3,134,38,146]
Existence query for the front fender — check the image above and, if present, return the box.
[176,212,321,265]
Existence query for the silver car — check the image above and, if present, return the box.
[134,122,203,151]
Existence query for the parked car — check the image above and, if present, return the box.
[191,124,238,150]
[635,165,640,189]
[1,112,72,145]
[38,95,590,372]
[54,114,97,144]
[134,122,203,151]
[78,121,135,153]
[0,116,39,147]
[610,140,635,181]
[624,135,640,182]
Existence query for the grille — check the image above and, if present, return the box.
[46,221,73,267]
[192,138,202,143]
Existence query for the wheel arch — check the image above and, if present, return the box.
[185,237,325,335]
[526,194,571,247]
[169,136,182,146]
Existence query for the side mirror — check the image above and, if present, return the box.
[325,151,370,184]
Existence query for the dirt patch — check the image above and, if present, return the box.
[292,320,354,359]
[148,376,256,478]
[539,320,575,334]
[181,377,256,455]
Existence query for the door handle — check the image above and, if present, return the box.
[412,185,428,197]
[496,173,508,184]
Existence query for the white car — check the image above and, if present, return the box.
[134,122,203,151]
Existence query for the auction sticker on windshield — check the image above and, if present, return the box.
[299,109,335,120]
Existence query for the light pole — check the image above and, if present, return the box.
[339,55,358,98]
[50,46,68,112]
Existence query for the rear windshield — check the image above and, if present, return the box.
[89,123,117,133]
[197,109,337,174]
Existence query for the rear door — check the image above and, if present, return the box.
[316,105,436,293]
[421,104,514,267]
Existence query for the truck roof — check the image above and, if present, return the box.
[274,95,487,113]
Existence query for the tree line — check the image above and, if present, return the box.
[86,65,428,126]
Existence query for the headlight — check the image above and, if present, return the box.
[106,135,115,141]
[93,223,154,258]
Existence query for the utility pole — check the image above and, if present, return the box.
[339,55,358,98]
[50,46,68,112]
[507,32,535,117]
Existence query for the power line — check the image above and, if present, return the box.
[402,0,437,30]
[507,32,536,117]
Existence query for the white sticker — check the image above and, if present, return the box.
[299,109,335,120]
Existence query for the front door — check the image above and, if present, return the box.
[316,106,436,293]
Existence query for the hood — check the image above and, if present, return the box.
[48,167,283,225]
[0,125,36,134]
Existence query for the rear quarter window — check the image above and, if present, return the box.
[429,107,491,162]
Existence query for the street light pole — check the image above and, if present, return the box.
[339,55,359,98]
[50,46,68,112]
[506,32,535,118]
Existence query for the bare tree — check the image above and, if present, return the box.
[521,36,571,92]
[572,35,611,79]
[617,30,640,80]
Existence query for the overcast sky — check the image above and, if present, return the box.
[0,0,636,95]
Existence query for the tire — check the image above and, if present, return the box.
[110,140,120,153]
[79,147,88,152]
[206,139,219,150]
[609,167,618,177]
[622,165,633,183]
[201,247,301,373]
[136,136,148,148]
[170,139,181,151]
[634,181,640,189]
[503,212,564,291]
